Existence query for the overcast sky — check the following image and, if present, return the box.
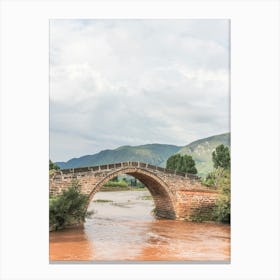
[50,19,230,162]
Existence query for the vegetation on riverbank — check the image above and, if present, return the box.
[104,179,128,187]
[49,181,92,231]
[93,199,113,203]
[192,144,231,223]
[101,176,146,191]
[100,185,147,192]
[140,195,153,200]
[212,168,230,223]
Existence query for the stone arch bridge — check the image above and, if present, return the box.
[50,161,218,220]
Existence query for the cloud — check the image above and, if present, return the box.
[50,19,230,161]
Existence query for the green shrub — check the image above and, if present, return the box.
[203,167,228,187]
[210,168,230,223]
[202,167,230,223]
[49,182,91,230]
[93,199,113,203]
[215,187,230,223]
[104,180,128,187]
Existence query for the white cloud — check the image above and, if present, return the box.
[50,19,230,162]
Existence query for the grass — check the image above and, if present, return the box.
[93,199,113,203]
[100,185,147,192]
[99,186,131,192]
[140,195,153,200]
[104,180,128,187]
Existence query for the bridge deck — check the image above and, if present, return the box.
[55,161,199,179]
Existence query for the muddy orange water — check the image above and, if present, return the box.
[49,190,230,262]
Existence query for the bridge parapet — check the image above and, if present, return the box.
[52,161,200,180]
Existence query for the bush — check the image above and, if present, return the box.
[203,167,227,187]
[215,185,230,223]
[49,182,91,230]
[202,168,230,223]
[104,180,128,187]
[202,143,231,223]
[209,168,230,223]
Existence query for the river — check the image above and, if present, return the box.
[49,190,230,262]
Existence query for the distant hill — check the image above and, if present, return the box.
[56,144,182,169]
[56,132,230,177]
[177,132,230,177]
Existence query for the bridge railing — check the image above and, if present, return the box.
[56,161,199,179]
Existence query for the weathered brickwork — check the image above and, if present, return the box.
[175,190,219,220]
[49,161,219,220]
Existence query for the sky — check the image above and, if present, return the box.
[50,19,230,162]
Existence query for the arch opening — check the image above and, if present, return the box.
[87,167,176,220]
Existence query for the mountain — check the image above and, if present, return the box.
[56,144,182,169]
[55,132,230,177]
[177,132,230,177]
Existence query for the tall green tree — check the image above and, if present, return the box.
[212,144,230,169]
[182,154,197,174]
[166,154,197,174]
[166,154,181,171]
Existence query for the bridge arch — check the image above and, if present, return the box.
[87,167,176,219]
[50,161,219,221]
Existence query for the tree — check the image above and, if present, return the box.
[166,154,181,171]
[49,160,60,170]
[181,154,198,174]
[166,154,197,174]
[212,144,230,169]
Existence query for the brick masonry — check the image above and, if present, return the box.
[49,161,219,220]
